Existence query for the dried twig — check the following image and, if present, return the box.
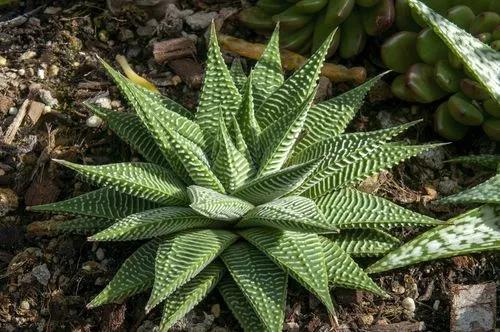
[3,99,29,145]
[0,5,44,29]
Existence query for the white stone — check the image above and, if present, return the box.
[31,264,51,286]
[19,51,37,61]
[95,248,105,261]
[86,115,104,128]
[185,12,217,30]
[37,68,45,80]
[8,107,18,115]
[402,297,416,312]
[0,56,7,66]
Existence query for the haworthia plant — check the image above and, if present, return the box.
[29,23,445,331]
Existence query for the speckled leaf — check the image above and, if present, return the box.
[230,58,247,92]
[367,205,500,273]
[328,229,400,257]
[221,242,287,332]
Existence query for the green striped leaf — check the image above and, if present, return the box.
[368,205,500,273]
[196,24,242,137]
[221,241,287,332]
[257,91,314,177]
[251,24,284,109]
[408,0,500,103]
[146,229,238,311]
[315,188,440,229]
[295,72,389,153]
[238,196,337,233]
[320,236,387,297]
[27,187,160,219]
[255,29,336,128]
[84,103,169,168]
[238,74,261,161]
[448,155,500,170]
[232,159,319,205]
[212,113,255,192]
[440,173,500,205]
[228,114,253,163]
[217,275,266,331]
[89,207,221,241]
[297,143,443,199]
[88,239,159,307]
[239,228,334,314]
[159,126,225,193]
[187,185,254,221]
[53,161,188,205]
[57,217,115,235]
[328,229,400,257]
[230,58,247,92]
[159,262,225,331]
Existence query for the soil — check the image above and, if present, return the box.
[0,1,499,331]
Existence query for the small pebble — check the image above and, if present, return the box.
[402,297,416,312]
[95,248,105,261]
[43,105,52,114]
[433,299,440,310]
[211,303,220,318]
[39,89,59,107]
[48,64,59,77]
[18,68,26,76]
[359,314,374,326]
[185,11,218,30]
[86,115,104,128]
[20,50,37,61]
[9,107,18,115]
[20,300,30,310]
[31,264,51,286]
[37,68,45,80]
[95,96,112,109]
[98,30,109,42]
[0,56,7,66]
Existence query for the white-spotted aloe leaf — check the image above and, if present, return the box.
[315,188,440,229]
[255,29,336,128]
[320,236,388,297]
[84,103,169,168]
[53,161,188,205]
[146,229,238,312]
[27,187,160,219]
[295,72,389,153]
[239,228,334,314]
[440,173,500,205]
[88,239,159,307]
[327,229,400,257]
[238,196,337,233]
[367,205,500,273]
[232,159,319,205]
[221,242,287,332]
[217,275,266,331]
[88,207,222,241]
[159,262,225,331]
[407,0,500,103]
[251,24,284,109]
[187,185,254,221]
[196,24,242,137]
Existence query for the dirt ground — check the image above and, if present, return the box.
[0,1,499,331]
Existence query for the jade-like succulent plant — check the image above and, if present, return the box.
[382,0,500,141]
[29,25,445,331]
[239,0,395,58]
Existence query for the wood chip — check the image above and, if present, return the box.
[153,37,197,64]
[450,283,496,332]
[368,321,425,332]
[168,58,203,89]
[27,101,45,125]
[3,99,29,145]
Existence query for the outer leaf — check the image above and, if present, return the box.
[238,74,261,160]
[257,91,314,177]
[27,187,160,219]
[160,126,225,193]
[88,239,159,307]
[295,72,388,153]
[367,205,500,273]
[239,228,334,314]
[232,159,319,205]
[218,275,266,331]
[448,155,500,170]
[221,242,287,332]
[315,188,440,229]
[408,0,500,103]
[212,113,255,192]
[255,29,336,128]
[89,207,221,241]
[297,143,443,199]
[238,196,337,233]
[196,24,242,137]
[146,229,238,311]
[57,217,115,235]
[328,229,400,257]
[187,185,254,221]
[159,262,225,331]
[84,103,169,168]
[53,161,188,205]
[319,236,387,297]
[440,173,500,205]
[230,58,247,92]
[251,24,284,109]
